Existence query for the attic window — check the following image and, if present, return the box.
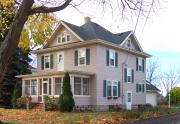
[127,39,131,47]
[57,32,71,44]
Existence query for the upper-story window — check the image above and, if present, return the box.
[106,49,118,67]
[124,67,134,83]
[127,39,131,48]
[109,50,115,66]
[136,57,145,72]
[41,54,54,70]
[57,31,70,44]
[78,48,86,65]
[136,83,145,93]
[44,55,50,69]
[74,48,90,66]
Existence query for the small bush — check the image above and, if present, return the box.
[44,96,58,111]
[121,111,141,119]
[109,105,122,112]
[16,96,32,109]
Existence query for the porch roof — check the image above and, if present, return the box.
[16,70,95,78]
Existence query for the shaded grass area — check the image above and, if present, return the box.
[0,107,180,124]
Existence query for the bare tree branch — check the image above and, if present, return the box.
[30,0,72,15]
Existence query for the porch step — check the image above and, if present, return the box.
[32,103,44,111]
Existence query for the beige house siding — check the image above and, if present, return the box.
[48,27,80,48]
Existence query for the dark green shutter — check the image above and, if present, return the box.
[50,54,53,69]
[41,56,44,70]
[124,68,127,82]
[118,81,120,97]
[142,84,145,92]
[115,52,118,67]
[103,80,106,97]
[74,50,78,66]
[86,48,90,65]
[136,84,138,92]
[136,58,138,71]
[106,50,109,66]
[142,59,145,72]
[132,69,134,83]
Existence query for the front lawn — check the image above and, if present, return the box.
[0,107,180,124]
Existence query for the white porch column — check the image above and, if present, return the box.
[22,79,25,96]
[70,75,74,95]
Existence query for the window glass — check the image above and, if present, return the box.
[138,57,143,71]
[83,78,89,95]
[55,78,61,95]
[127,68,132,82]
[67,35,70,41]
[113,82,118,97]
[138,84,142,92]
[57,36,61,43]
[109,50,115,66]
[78,48,86,65]
[107,81,112,97]
[127,93,131,102]
[31,80,37,95]
[44,55,50,69]
[74,77,81,95]
[25,80,30,95]
[61,32,66,43]
[127,39,131,47]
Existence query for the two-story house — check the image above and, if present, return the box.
[17,17,150,110]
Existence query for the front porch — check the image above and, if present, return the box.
[17,71,95,105]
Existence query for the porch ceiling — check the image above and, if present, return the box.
[16,70,95,78]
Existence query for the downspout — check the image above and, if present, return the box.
[122,62,127,108]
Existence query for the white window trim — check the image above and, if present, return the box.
[109,49,115,67]
[74,77,90,96]
[127,38,131,48]
[127,68,132,83]
[78,48,86,66]
[106,80,118,97]
[57,31,71,44]
[126,91,132,103]
[44,54,50,70]
[53,77,63,97]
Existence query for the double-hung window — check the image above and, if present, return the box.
[54,77,62,95]
[74,77,90,96]
[57,32,71,44]
[107,81,118,97]
[44,55,50,69]
[31,80,37,95]
[127,39,131,48]
[25,80,30,95]
[127,68,132,83]
[136,57,145,72]
[109,50,115,66]
[138,57,143,71]
[78,48,86,65]
[136,83,145,93]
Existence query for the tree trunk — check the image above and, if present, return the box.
[0,0,34,83]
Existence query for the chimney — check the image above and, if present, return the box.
[84,17,91,23]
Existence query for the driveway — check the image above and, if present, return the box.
[125,113,180,124]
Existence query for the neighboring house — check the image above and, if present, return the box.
[28,65,37,73]
[146,81,160,106]
[17,17,150,110]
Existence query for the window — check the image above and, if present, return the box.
[109,50,115,66]
[107,81,118,97]
[107,81,112,97]
[138,84,142,92]
[44,55,50,69]
[127,39,131,47]
[136,84,144,93]
[55,78,62,95]
[57,32,71,43]
[31,80,37,95]
[24,80,37,96]
[138,57,142,71]
[25,80,30,95]
[78,48,86,65]
[74,77,90,96]
[74,77,81,95]
[83,78,89,95]
[127,68,132,83]
[127,93,131,102]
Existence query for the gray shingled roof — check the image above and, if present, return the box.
[146,81,160,92]
[62,21,132,44]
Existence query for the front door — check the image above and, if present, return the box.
[57,52,64,71]
[42,81,48,102]
[126,91,132,110]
